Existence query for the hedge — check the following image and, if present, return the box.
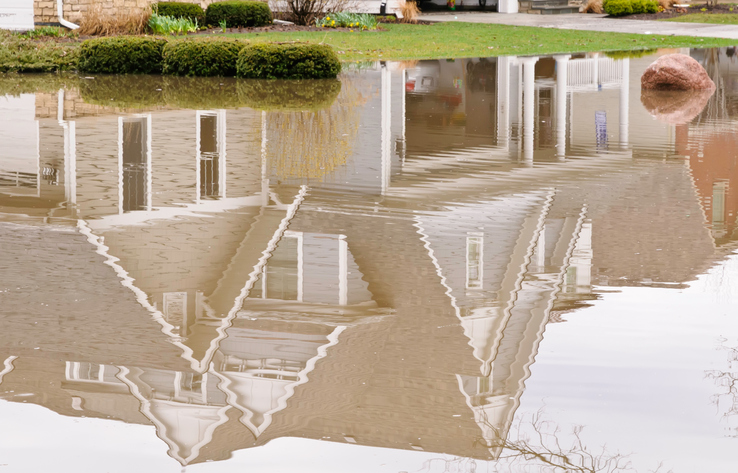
[236,44,341,79]
[603,0,657,15]
[77,37,167,74]
[163,39,246,76]
[77,75,341,111]
[153,2,205,25]
[205,1,272,27]
[603,0,633,16]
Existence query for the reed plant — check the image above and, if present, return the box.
[78,1,151,36]
[17,26,75,39]
[316,12,377,29]
[397,0,420,23]
[149,13,199,35]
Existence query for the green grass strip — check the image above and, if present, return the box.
[223,22,737,62]
[661,13,738,24]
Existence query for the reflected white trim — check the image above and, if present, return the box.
[195,185,309,372]
[117,366,230,465]
[0,356,19,385]
[214,325,346,438]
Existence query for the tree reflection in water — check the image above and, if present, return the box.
[419,410,676,473]
[706,339,738,437]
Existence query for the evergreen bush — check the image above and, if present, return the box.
[236,43,341,79]
[153,2,206,24]
[77,37,167,74]
[644,0,659,13]
[603,0,633,16]
[205,1,272,27]
[162,39,246,76]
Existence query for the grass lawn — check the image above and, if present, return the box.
[1,21,736,72]
[661,13,738,24]
[226,22,736,61]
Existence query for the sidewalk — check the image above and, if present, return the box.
[416,12,738,40]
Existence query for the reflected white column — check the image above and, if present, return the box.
[402,68,407,165]
[261,110,269,207]
[338,235,348,306]
[58,90,77,209]
[497,56,512,150]
[381,64,391,194]
[521,57,538,166]
[619,58,630,148]
[554,55,570,161]
[591,52,599,87]
[219,110,227,199]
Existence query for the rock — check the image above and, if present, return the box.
[641,89,713,125]
[641,53,715,91]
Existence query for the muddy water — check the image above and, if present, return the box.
[1,48,738,472]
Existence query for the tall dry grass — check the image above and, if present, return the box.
[397,0,420,23]
[78,2,151,36]
[581,0,603,13]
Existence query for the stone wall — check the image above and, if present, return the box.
[34,0,218,25]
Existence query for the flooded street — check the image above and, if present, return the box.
[1,48,738,472]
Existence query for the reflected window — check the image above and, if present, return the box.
[197,111,225,201]
[199,114,219,198]
[180,372,203,393]
[65,362,120,384]
[120,116,150,213]
[163,292,187,328]
[466,233,484,289]
[713,181,728,238]
[252,236,299,301]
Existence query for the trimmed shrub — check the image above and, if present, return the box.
[644,0,659,13]
[205,1,272,27]
[78,37,167,74]
[163,39,245,76]
[153,2,205,24]
[603,0,633,16]
[236,43,341,79]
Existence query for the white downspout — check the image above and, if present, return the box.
[57,0,79,30]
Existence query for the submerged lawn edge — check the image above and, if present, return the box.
[2,22,735,73]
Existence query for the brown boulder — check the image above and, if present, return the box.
[641,53,715,91]
[641,89,714,125]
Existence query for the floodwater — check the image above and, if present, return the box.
[1,48,738,473]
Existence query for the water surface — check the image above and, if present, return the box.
[1,48,738,473]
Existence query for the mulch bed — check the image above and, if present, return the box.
[618,2,738,20]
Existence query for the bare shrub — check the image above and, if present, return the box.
[581,0,603,13]
[78,1,151,36]
[273,0,354,25]
[398,0,420,22]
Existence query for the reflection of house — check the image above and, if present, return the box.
[2,51,737,467]
[680,126,738,244]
